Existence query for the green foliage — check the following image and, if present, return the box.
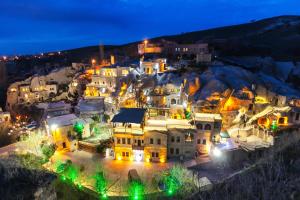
[73,122,84,139]
[93,171,107,197]
[128,181,145,200]
[65,164,79,182]
[55,160,79,183]
[92,115,101,122]
[41,143,56,161]
[157,165,196,197]
[103,114,110,122]
[164,175,180,196]
[271,120,278,132]
[15,153,45,170]
[184,109,191,120]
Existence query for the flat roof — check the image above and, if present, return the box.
[46,114,78,127]
[111,108,146,124]
[194,113,222,121]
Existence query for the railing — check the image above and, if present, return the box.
[132,145,144,150]
[113,127,143,135]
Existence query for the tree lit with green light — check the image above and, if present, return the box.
[163,175,180,196]
[55,160,79,183]
[128,181,145,200]
[271,120,278,132]
[93,171,108,199]
[73,122,84,139]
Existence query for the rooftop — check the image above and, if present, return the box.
[194,113,222,122]
[46,114,78,127]
[111,108,146,124]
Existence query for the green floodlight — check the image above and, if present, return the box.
[128,181,144,200]
[61,175,66,182]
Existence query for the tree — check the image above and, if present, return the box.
[41,143,56,161]
[128,181,145,200]
[93,171,107,198]
[73,122,84,140]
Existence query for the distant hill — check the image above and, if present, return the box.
[63,15,300,61]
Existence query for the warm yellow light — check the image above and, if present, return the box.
[117,156,122,161]
[92,59,96,64]
[130,156,134,161]
[144,40,148,45]
[160,157,165,163]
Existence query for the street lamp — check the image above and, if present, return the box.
[92,59,96,66]
[213,147,222,157]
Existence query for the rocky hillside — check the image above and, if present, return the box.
[62,15,300,61]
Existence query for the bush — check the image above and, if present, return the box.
[41,143,56,161]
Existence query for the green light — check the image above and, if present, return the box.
[128,181,144,200]
[271,120,278,132]
[94,172,108,198]
[78,183,83,190]
[101,193,107,199]
[164,175,179,196]
[61,176,66,181]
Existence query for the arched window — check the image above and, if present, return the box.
[171,99,177,105]
[204,124,211,130]
[196,123,203,130]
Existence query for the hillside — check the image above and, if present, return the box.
[62,15,300,61]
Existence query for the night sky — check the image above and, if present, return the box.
[1,0,299,55]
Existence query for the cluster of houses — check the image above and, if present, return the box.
[5,40,300,165]
[6,64,85,111]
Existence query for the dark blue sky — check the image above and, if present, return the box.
[0,0,299,55]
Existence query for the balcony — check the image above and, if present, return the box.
[132,145,144,151]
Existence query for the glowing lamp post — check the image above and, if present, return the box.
[212,147,222,157]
